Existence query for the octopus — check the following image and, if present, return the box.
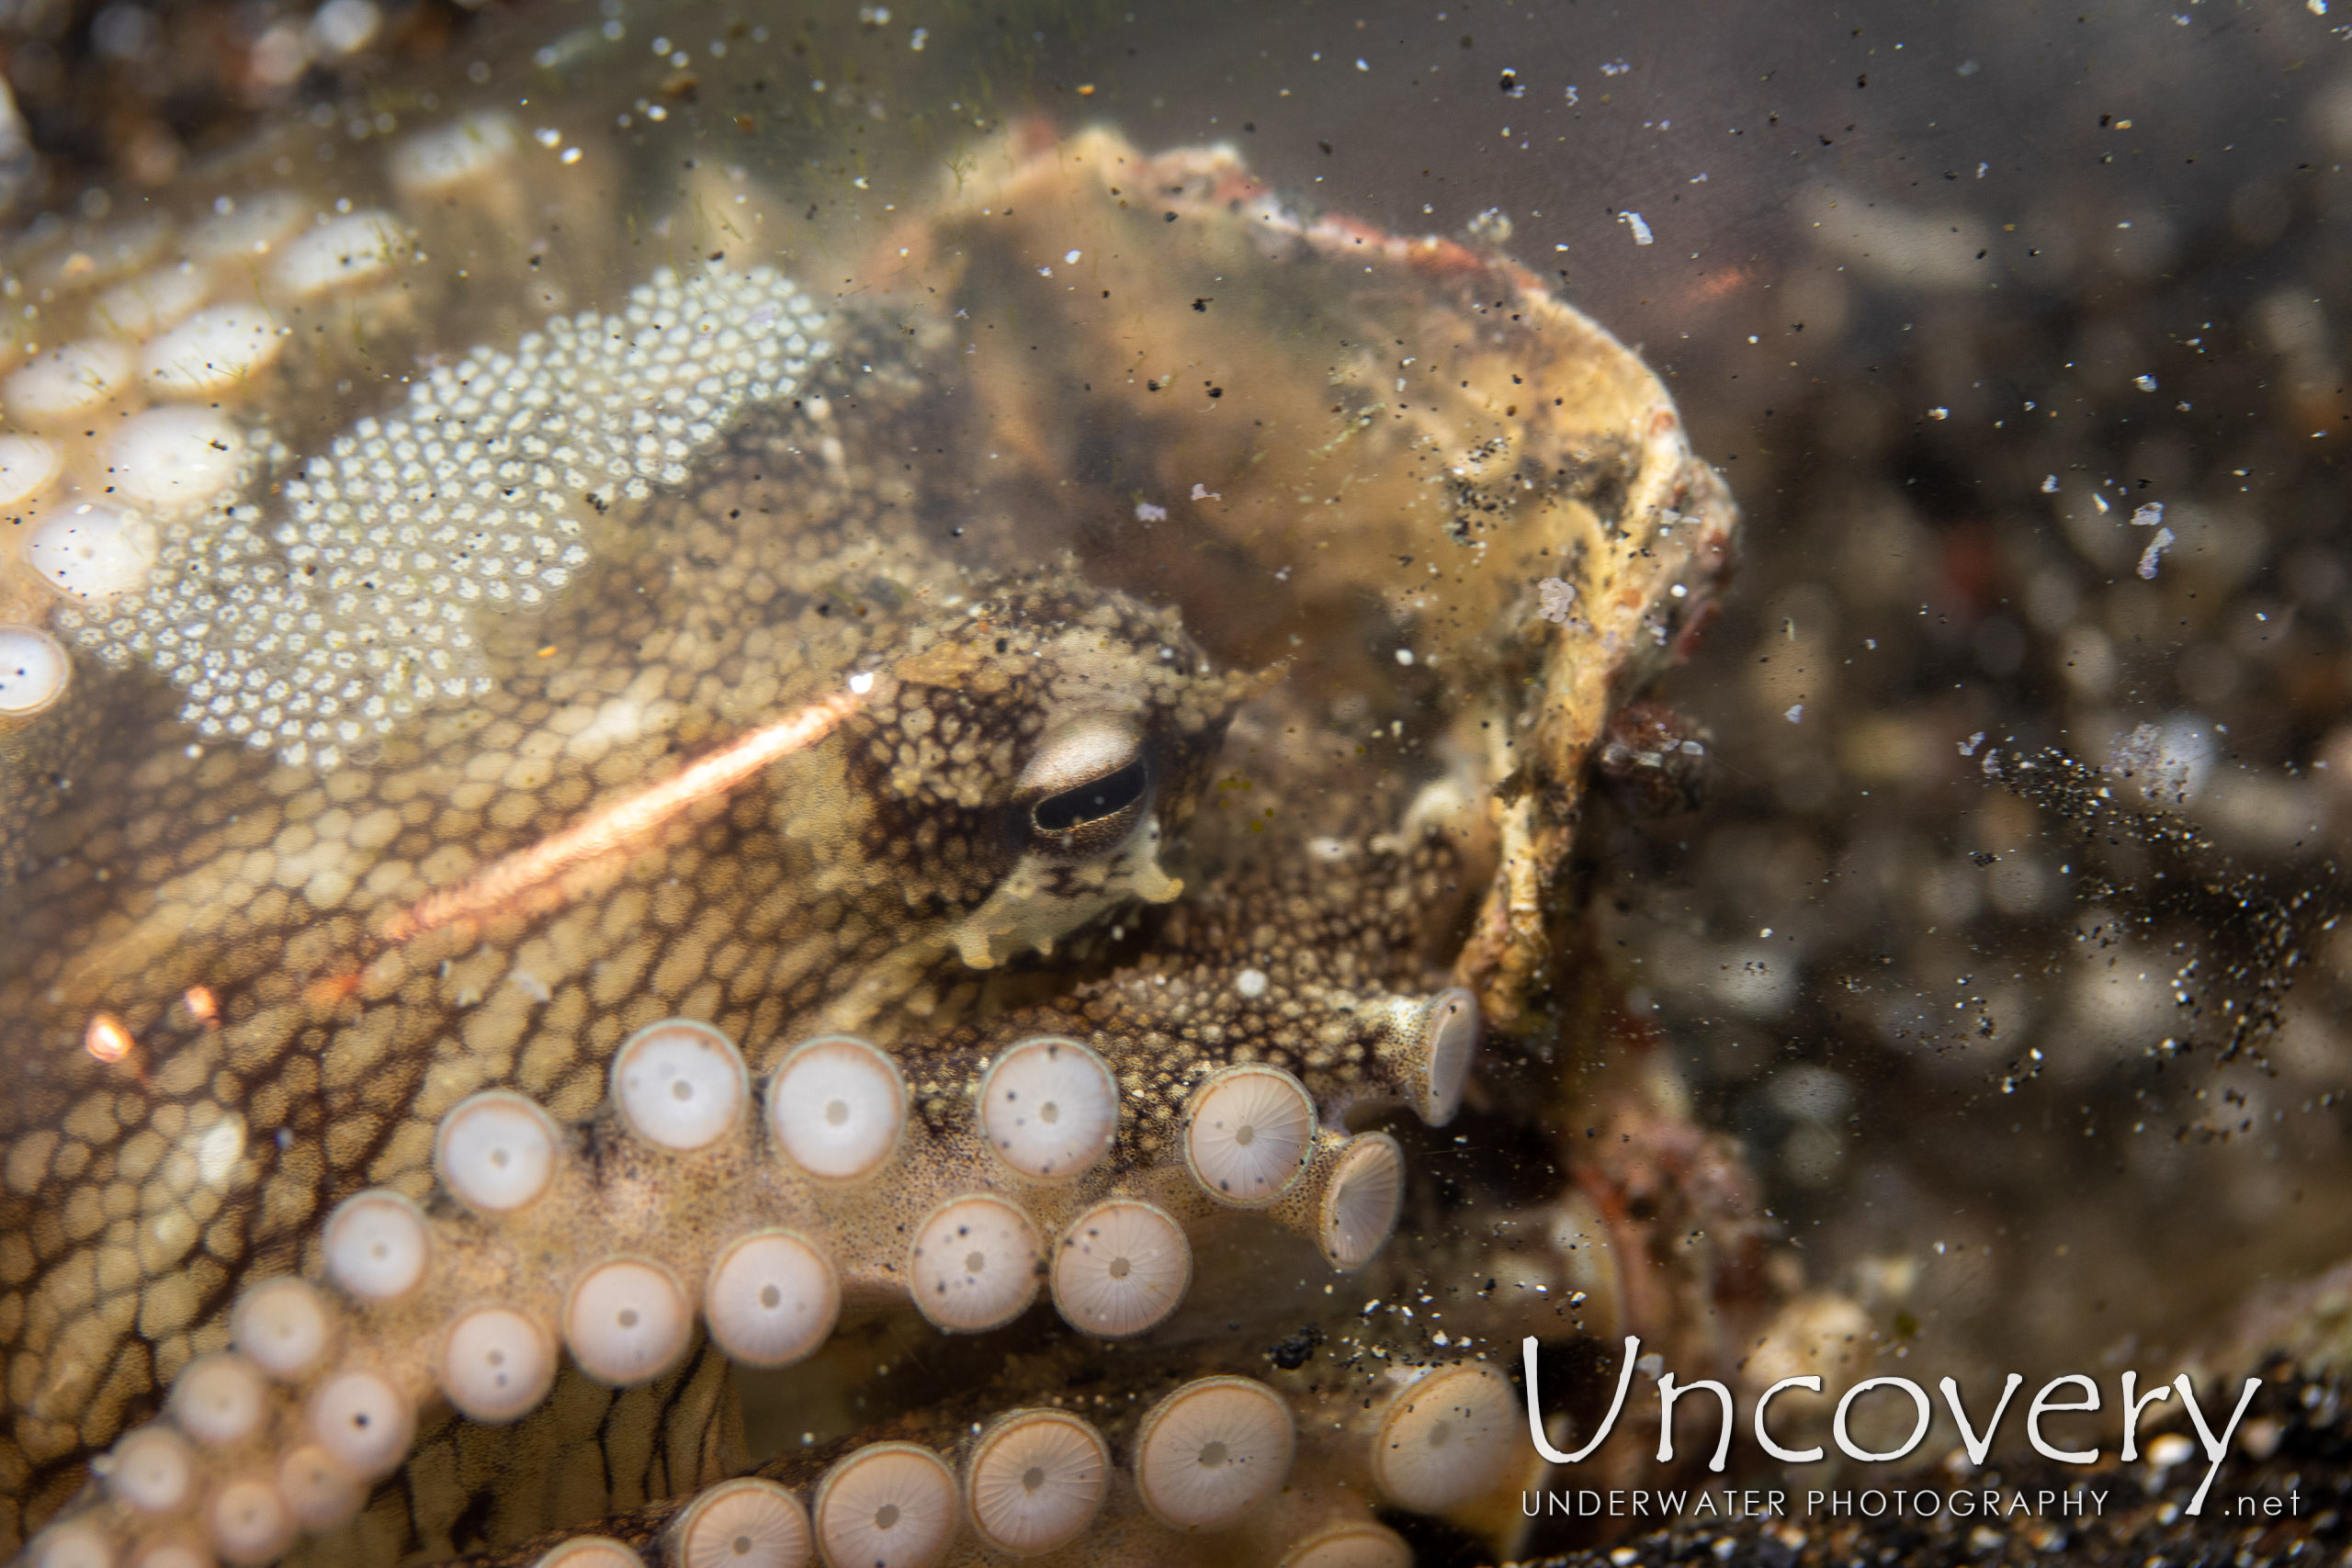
[0,30,1769,1568]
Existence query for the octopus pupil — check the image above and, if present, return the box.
[672,1079,694,1100]
[1040,1101,1060,1123]
[824,1098,850,1125]
[875,1504,902,1530]
[1197,1441,1229,1469]
[730,1536,752,1556]
[1109,1257,1132,1279]
[965,1249,989,1273]
[1022,1465,1047,1492]
[761,1284,781,1308]
[618,1308,640,1328]
[1033,757,1148,833]
[1234,1124,1257,1146]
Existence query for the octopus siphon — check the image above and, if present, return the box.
[0,31,1776,1568]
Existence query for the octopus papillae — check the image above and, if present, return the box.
[0,18,1775,1568]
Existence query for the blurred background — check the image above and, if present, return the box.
[12,0,2352,1427]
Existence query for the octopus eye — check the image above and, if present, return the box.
[1033,756,1148,834]
[1018,716,1154,852]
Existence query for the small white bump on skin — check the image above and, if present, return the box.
[565,1257,693,1386]
[439,1305,558,1423]
[435,1089,560,1212]
[1234,967,1269,999]
[269,210,406,299]
[907,1194,1043,1333]
[1369,1363,1520,1513]
[92,266,209,339]
[1132,1375,1296,1531]
[1049,1198,1192,1338]
[3,338,134,427]
[1278,1522,1414,1568]
[978,1036,1118,1182]
[306,1368,415,1480]
[963,1409,1110,1557]
[530,1538,646,1568]
[389,109,523,196]
[138,304,283,400]
[0,433,62,506]
[102,407,246,521]
[25,1517,113,1568]
[671,1477,809,1568]
[276,1443,366,1532]
[812,1442,957,1568]
[105,1425,197,1514]
[208,1475,296,1566]
[322,1189,431,1301]
[1182,1064,1316,1208]
[0,624,70,716]
[703,1229,840,1369]
[612,1020,747,1152]
[1318,1133,1406,1271]
[26,503,153,602]
[767,1035,904,1181]
[230,1277,334,1380]
[168,1351,268,1447]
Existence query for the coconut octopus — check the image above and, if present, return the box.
[0,34,1761,1568]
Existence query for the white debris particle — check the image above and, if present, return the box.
[2109,716,2213,803]
[1135,501,1168,522]
[1190,482,1221,501]
[55,265,833,769]
[1600,59,1631,75]
[2041,474,2060,492]
[1959,731,1985,757]
[1927,407,1950,421]
[1395,648,1416,666]
[2135,525,2176,580]
[1618,210,1654,245]
[2148,1432,2196,1470]
[2131,502,2165,526]
[1063,249,1081,264]
[2134,374,2158,391]
[848,671,876,695]
[1537,577,1578,625]
[1355,57,1369,70]
[1785,703,1804,724]
[1235,968,1269,999]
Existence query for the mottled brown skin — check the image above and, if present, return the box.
[0,128,1758,1566]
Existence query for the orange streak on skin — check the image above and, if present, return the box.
[382,689,864,945]
[85,1013,132,1063]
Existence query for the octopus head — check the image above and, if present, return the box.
[823,569,1255,971]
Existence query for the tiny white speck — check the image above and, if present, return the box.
[1618,210,1654,245]
[2041,474,2059,493]
[1235,968,1269,999]
[1135,501,1167,522]
[1064,249,1082,264]
[848,671,876,694]
[560,147,582,164]
[2133,374,2157,391]
[1927,407,1950,421]
[1784,703,1804,723]
[2131,502,2164,527]
[1395,648,1415,666]
[1355,57,1369,70]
